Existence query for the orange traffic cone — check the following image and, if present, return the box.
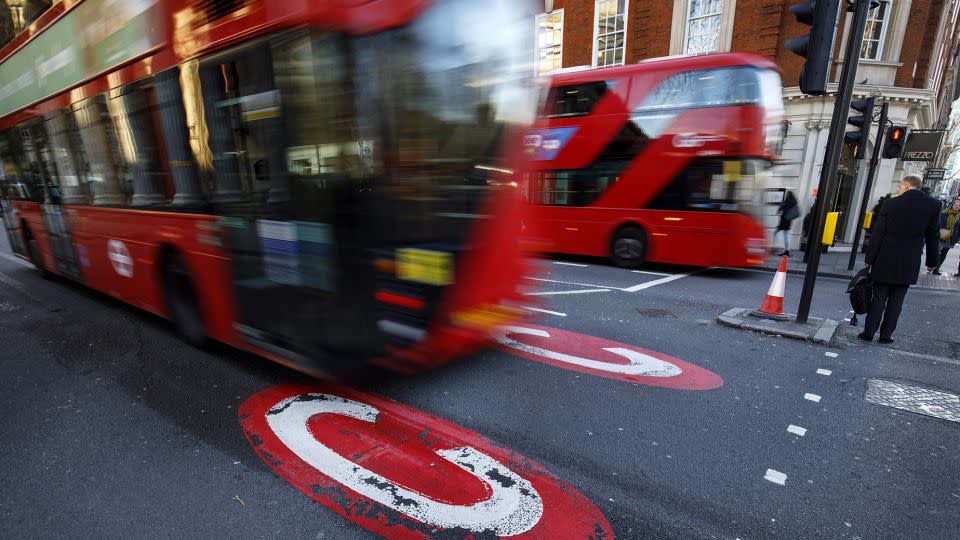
[753,255,789,320]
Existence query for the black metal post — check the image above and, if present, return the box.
[847,101,888,270]
[797,0,873,324]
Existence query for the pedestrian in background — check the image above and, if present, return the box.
[934,196,960,276]
[775,190,798,257]
[861,175,941,344]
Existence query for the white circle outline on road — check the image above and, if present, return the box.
[107,239,133,278]
[266,393,545,536]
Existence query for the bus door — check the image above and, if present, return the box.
[0,133,28,258]
[202,36,382,371]
[25,120,83,280]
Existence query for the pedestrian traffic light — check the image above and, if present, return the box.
[785,0,842,95]
[844,97,875,160]
[882,126,907,159]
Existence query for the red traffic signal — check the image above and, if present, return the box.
[882,126,906,159]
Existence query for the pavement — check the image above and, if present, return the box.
[1,243,959,539]
[760,242,960,291]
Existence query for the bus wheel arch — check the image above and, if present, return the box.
[159,245,207,346]
[609,223,648,269]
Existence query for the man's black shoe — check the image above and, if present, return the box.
[878,337,894,344]
[858,333,873,341]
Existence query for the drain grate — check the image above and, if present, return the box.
[636,308,677,319]
[865,379,960,424]
[677,299,725,312]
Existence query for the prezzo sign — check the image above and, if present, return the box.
[239,385,612,539]
[901,130,945,162]
[495,324,723,390]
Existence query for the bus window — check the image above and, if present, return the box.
[649,158,761,214]
[44,109,91,205]
[541,82,609,118]
[73,96,127,206]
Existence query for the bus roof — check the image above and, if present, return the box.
[545,52,780,86]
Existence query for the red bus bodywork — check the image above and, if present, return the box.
[526,53,782,268]
[0,0,534,378]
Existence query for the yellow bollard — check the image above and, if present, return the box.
[821,212,839,245]
[863,212,873,229]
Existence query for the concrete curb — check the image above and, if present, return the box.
[751,265,960,294]
[717,307,840,346]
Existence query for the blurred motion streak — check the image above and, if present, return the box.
[0,0,540,380]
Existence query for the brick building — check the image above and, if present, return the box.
[535,0,960,243]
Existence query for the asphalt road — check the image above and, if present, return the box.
[1,245,958,540]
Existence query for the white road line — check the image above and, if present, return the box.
[764,469,787,485]
[553,261,588,267]
[816,368,833,376]
[787,425,807,436]
[524,307,567,317]
[804,393,822,403]
[524,288,610,296]
[623,268,705,292]
[825,352,839,358]
[0,251,31,267]
[526,277,621,290]
[630,270,673,277]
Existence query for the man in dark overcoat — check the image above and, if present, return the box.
[861,174,941,343]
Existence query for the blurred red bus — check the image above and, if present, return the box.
[524,53,784,268]
[0,0,537,378]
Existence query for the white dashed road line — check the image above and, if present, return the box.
[804,393,822,403]
[623,268,706,292]
[525,289,610,296]
[816,368,832,376]
[825,352,838,358]
[630,270,673,276]
[787,425,807,436]
[524,307,567,317]
[764,469,787,485]
[527,277,620,290]
[552,261,588,267]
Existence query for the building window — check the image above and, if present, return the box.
[593,0,628,68]
[684,0,723,55]
[536,10,564,75]
[861,0,890,60]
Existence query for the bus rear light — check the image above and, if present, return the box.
[375,291,425,310]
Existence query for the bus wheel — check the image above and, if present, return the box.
[24,228,51,279]
[162,252,206,347]
[610,226,647,269]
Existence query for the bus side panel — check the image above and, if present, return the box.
[68,207,240,345]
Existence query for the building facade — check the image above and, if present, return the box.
[536,0,960,244]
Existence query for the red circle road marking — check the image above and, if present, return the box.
[239,384,613,539]
[495,324,723,390]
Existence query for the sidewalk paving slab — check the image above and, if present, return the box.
[717,307,839,346]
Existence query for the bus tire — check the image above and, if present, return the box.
[24,227,51,279]
[162,251,207,347]
[610,225,647,269]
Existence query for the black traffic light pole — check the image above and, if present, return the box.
[847,101,888,270]
[796,0,874,324]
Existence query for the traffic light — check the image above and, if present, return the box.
[785,0,842,95]
[844,97,875,160]
[882,126,907,159]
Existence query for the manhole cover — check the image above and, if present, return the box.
[636,308,677,319]
[865,379,960,424]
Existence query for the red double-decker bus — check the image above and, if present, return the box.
[524,53,784,268]
[0,0,537,378]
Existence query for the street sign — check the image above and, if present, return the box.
[924,167,946,182]
[901,129,945,161]
[239,384,613,539]
[494,324,723,389]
